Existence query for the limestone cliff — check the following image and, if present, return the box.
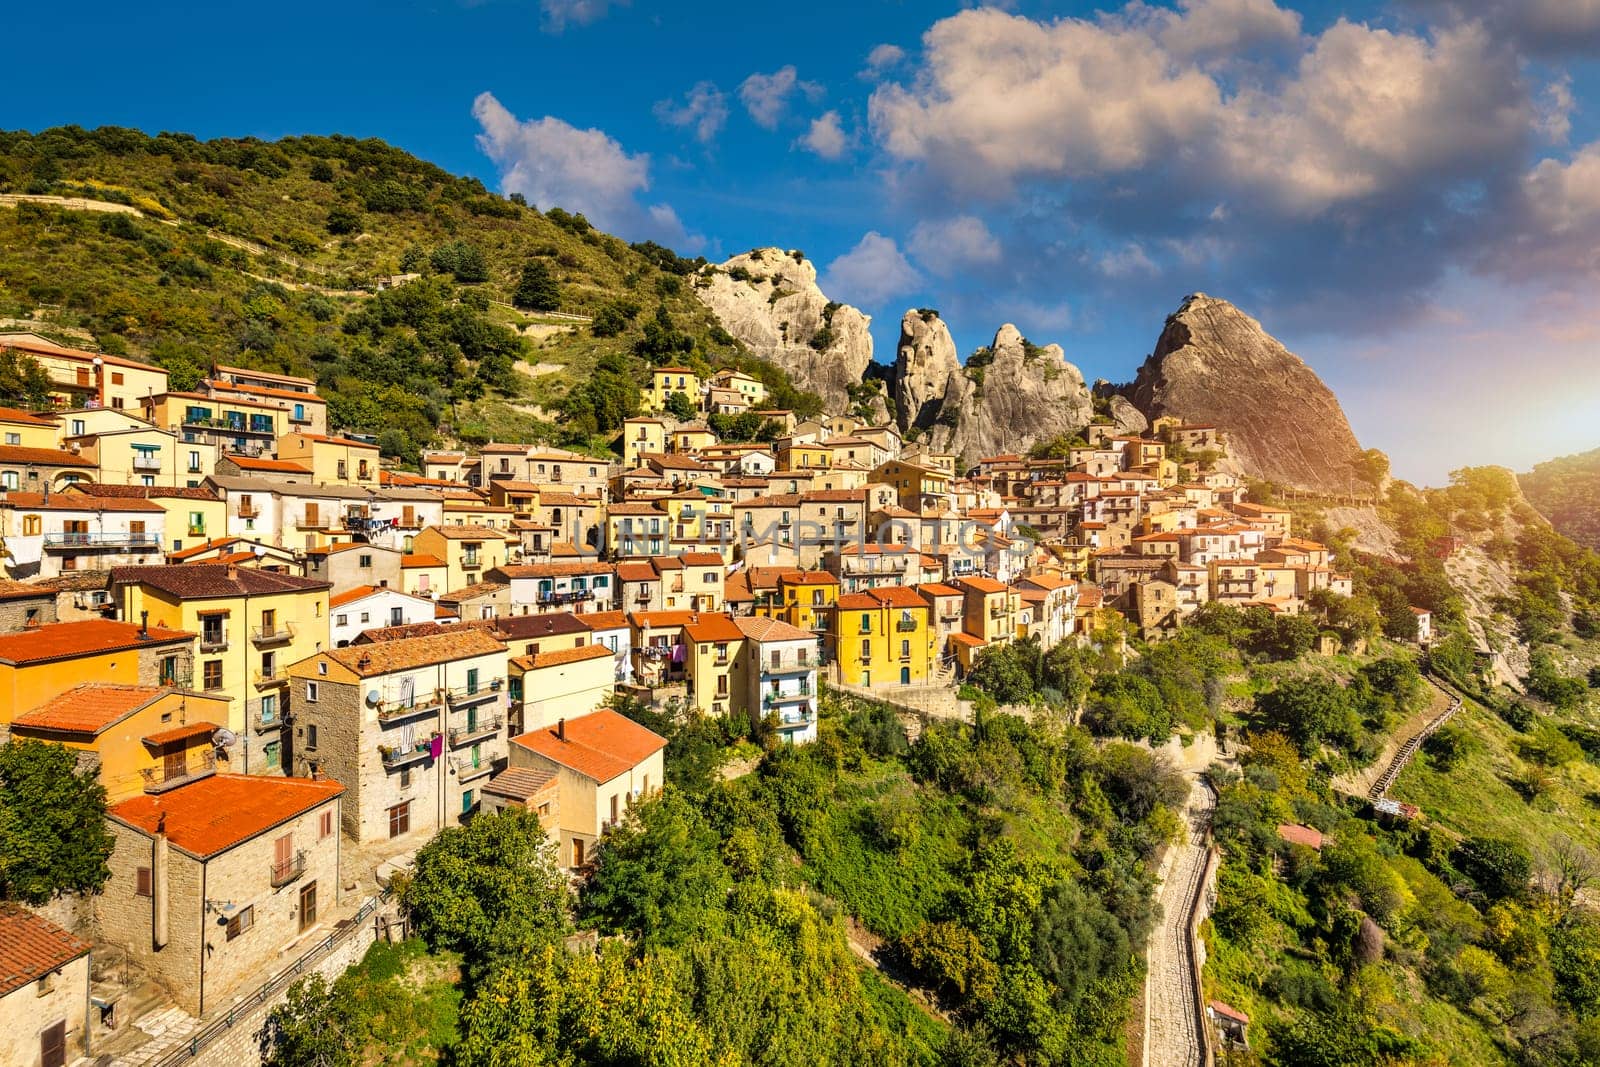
[693,248,872,413]
[895,315,1094,464]
[1127,294,1362,492]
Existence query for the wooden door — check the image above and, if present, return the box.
[299,882,317,932]
[164,748,186,782]
[41,1020,66,1067]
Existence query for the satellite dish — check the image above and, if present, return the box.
[213,729,237,747]
[253,544,267,559]
[365,689,382,706]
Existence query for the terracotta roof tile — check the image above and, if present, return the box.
[511,710,665,783]
[579,611,628,631]
[13,684,168,734]
[224,455,313,473]
[109,775,344,859]
[0,619,192,665]
[322,629,505,676]
[482,766,557,802]
[112,565,330,598]
[683,614,744,643]
[142,720,221,747]
[512,644,614,670]
[0,905,90,997]
[2,492,161,512]
[402,553,446,568]
[732,616,814,642]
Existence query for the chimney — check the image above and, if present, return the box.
[139,610,149,637]
[152,813,170,949]
[226,563,239,582]
[557,718,566,741]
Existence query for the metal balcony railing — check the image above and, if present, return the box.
[142,751,216,794]
[253,666,287,687]
[252,622,295,645]
[237,505,260,519]
[269,850,307,887]
[896,619,918,632]
[448,715,503,746]
[297,514,332,530]
[376,691,445,722]
[537,589,594,605]
[443,680,502,707]
[379,738,437,769]
[763,686,812,707]
[131,454,162,471]
[248,699,281,731]
[199,631,228,653]
[43,532,162,549]
[766,656,812,675]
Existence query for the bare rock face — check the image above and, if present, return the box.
[693,248,872,413]
[1128,294,1362,492]
[897,318,1094,464]
[1106,394,1148,436]
[895,309,960,432]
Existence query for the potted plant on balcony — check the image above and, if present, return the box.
[378,744,393,760]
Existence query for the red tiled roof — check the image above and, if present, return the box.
[330,585,382,608]
[678,552,724,566]
[0,904,90,996]
[0,620,192,665]
[224,455,312,473]
[732,616,813,642]
[955,576,1007,594]
[112,565,329,598]
[0,579,52,601]
[2,492,160,512]
[498,562,614,578]
[0,406,58,427]
[482,766,557,802]
[683,614,744,642]
[580,611,628,631]
[1276,824,1325,850]
[110,775,344,859]
[513,644,614,670]
[949,632,986,648]
[13,684,167,735]
[917,583,962,597]
[142,721,221,747]
[402,553,446,568]
[511,709,665,783]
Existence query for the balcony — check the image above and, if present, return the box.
[269,850,308,888]
[443,680,502,708]
[42,532,162,550]
[142,750,216,794]
[776,709,816,730]
[187,525,207,538]
[131,454,162,472]
[248,700,282,732]
[379,737,437,769]
[253,666,287,688]
[252,622,295,645]
[896,619,918,632]
[764,686,812,707]
[297,514,332,530]
[199,630,229,653]
[237,505,260,519]
[766,657,813,676]
[376,692,444,722]
[989,605,1006,618]
[537,589,594,606]
[448,715,503,746]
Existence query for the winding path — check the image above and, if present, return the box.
[1144,777,1216,1067]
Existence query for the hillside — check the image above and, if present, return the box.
[0,125,820,461]
[1521,447,1600,550]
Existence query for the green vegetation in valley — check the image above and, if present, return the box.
[1521,447,1600,551]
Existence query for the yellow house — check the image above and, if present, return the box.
[111,565,331,773]
[622,418,667,469]
[954,576,1021,647]
[777,443,832,471]
[669,424,717,455]
[776,570,838,633]
[510,644,615,733]
[10,684,233,802]
[141,392,287,455]
[1,336,169,411]
[59,484,227,553]
[683,613,745,716]
[413,525,514,593]
[0,405,59,449]
[663,492,733,545]
[641,367,701,413]
[276,433,380,487]
[402,552,450,598]
[0,619,196,723]
[67,426,218,488]
[871,459,953,511]
[711,369,767,407]
[831,587,935,689]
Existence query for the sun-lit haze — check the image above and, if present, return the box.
[10,0,1600,483]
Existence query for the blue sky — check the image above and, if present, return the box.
[9,0,1600,484]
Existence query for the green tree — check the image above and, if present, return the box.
[1352,447,1391,488]
[1254,677,1362,755]
[0,739,114,903]
[512,260,560,312]
[398,808,568,960]
[264,974,363,1067]
[0,349,54,408]
[1453,835,1532,902]
[663,389,697,421]
[968,644,1037,706]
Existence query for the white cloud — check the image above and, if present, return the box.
[739,66,824,129]
[1537,76,1575,144]
[820,232,921,305]
[539,0,624,32]
[1217,21,1531,214]
[1492,141,1600,279]
[471,91,694,246]
[908,216,1002,274]
[1150,0,1302,59]
[799,111,850,160]
[1410,0,1600,56]
[654,82,729,144]
[868,8,1222,188]
[1097,242,1159,278]
[863,43,906,73]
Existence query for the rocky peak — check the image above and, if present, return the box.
[892,317,1093,466]
[692,247,873,414]
[1127,293,1362,493]
[894,309,960,432]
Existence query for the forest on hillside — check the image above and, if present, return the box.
[0,125,821,461]
[1521,448,1600,552]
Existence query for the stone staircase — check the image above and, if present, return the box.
[106,1004,200,1067]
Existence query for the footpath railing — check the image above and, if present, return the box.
[1368,680,1464,802]
[151,897,379,1066]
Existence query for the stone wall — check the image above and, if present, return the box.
[0,951,90,1067]
[0,593,56,632]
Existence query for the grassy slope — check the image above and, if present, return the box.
[0,127,752,455]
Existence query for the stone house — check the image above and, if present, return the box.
[286,630,510,843]
[732,616,818,744]
[0,904,91,1067]
[100,774,345,1016]
[304,542,404,597]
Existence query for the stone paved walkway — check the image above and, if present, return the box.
[1144,777,1214,1067]
[107,1005,200,1067]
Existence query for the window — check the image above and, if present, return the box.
[317,661,327,675]
[203,661,223,691]
[201,615,224,646]
[226,905,254,940]
[462,789,475,814]
[388,802,410,838]
[70,419,85,436]
[305,681,319,703]
[610,793,620,825]
[21,514,40,536]
[399,767,412,788]
[136,867,152,896]
[320,810,334,839]
[335,614,348,627]
[1,472,16,491]
[306,724,319,750]
[901,639,911,658]
[260,693,277,725]
[359,554,372,568]
[2,432,18,446]
[859,613,872,634]
[860,638,871,659]
[466,667,479,694]
[188,451,201,473]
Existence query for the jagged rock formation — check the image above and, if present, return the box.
[894,310,960,432]
[894,314,1093,463]
[1106,394,1148,436]
[693,248,873,414]
[1128,293,1362,492]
